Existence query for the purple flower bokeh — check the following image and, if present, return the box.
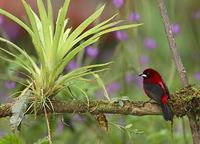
[0,16,3,25]
[125,73,134,83]
[72,114,85,123]
[140,55,149,65]
[144,38,157,49]
[0,131,4,137]
[135,75,143,88]
[4,81,16,89]
[86,46,99,59]
[65,60,79,72]
[129,12,140,22]
[56,121,64,133]
[115,31,128,41]
[194,72,200,81]
[112,0,124,8]
[2,23,20,40]
[107,82,121,95]
[193,10,200,19]
[171,23,180,35]
[0,15,20,40]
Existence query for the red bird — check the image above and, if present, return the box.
[139,68,173,121]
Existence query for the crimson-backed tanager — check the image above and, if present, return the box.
[139,68,173,121]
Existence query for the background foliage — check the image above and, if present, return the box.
[0,0,200,143]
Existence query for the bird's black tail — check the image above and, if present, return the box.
[161,104,173,121]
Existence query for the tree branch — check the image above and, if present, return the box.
[0,86,199,118]
[0,100,162,118]
[157,0,200,143]
[0,85,199,123]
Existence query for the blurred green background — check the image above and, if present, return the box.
[1,0,200,143]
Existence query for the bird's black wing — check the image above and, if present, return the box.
[143,83,164,103]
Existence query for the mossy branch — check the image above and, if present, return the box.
[0,100,161,118]
[0,86,199,118]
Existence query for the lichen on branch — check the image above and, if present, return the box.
[171,86,200,117]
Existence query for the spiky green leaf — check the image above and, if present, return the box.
[0,9,33,35]
[53,0,70,59]
[92,73,110,101]
[59,4,105,57]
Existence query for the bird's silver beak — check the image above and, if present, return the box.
[139,73,147,78]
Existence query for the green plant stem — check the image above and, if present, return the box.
[44,106,52,144]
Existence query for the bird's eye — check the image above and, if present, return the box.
[146,72,151,77]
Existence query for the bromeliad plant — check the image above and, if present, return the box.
[0,0,141,113]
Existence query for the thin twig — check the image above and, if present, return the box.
[157,0,188,87]
[157,0,200,143]
[44,106,52,144]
